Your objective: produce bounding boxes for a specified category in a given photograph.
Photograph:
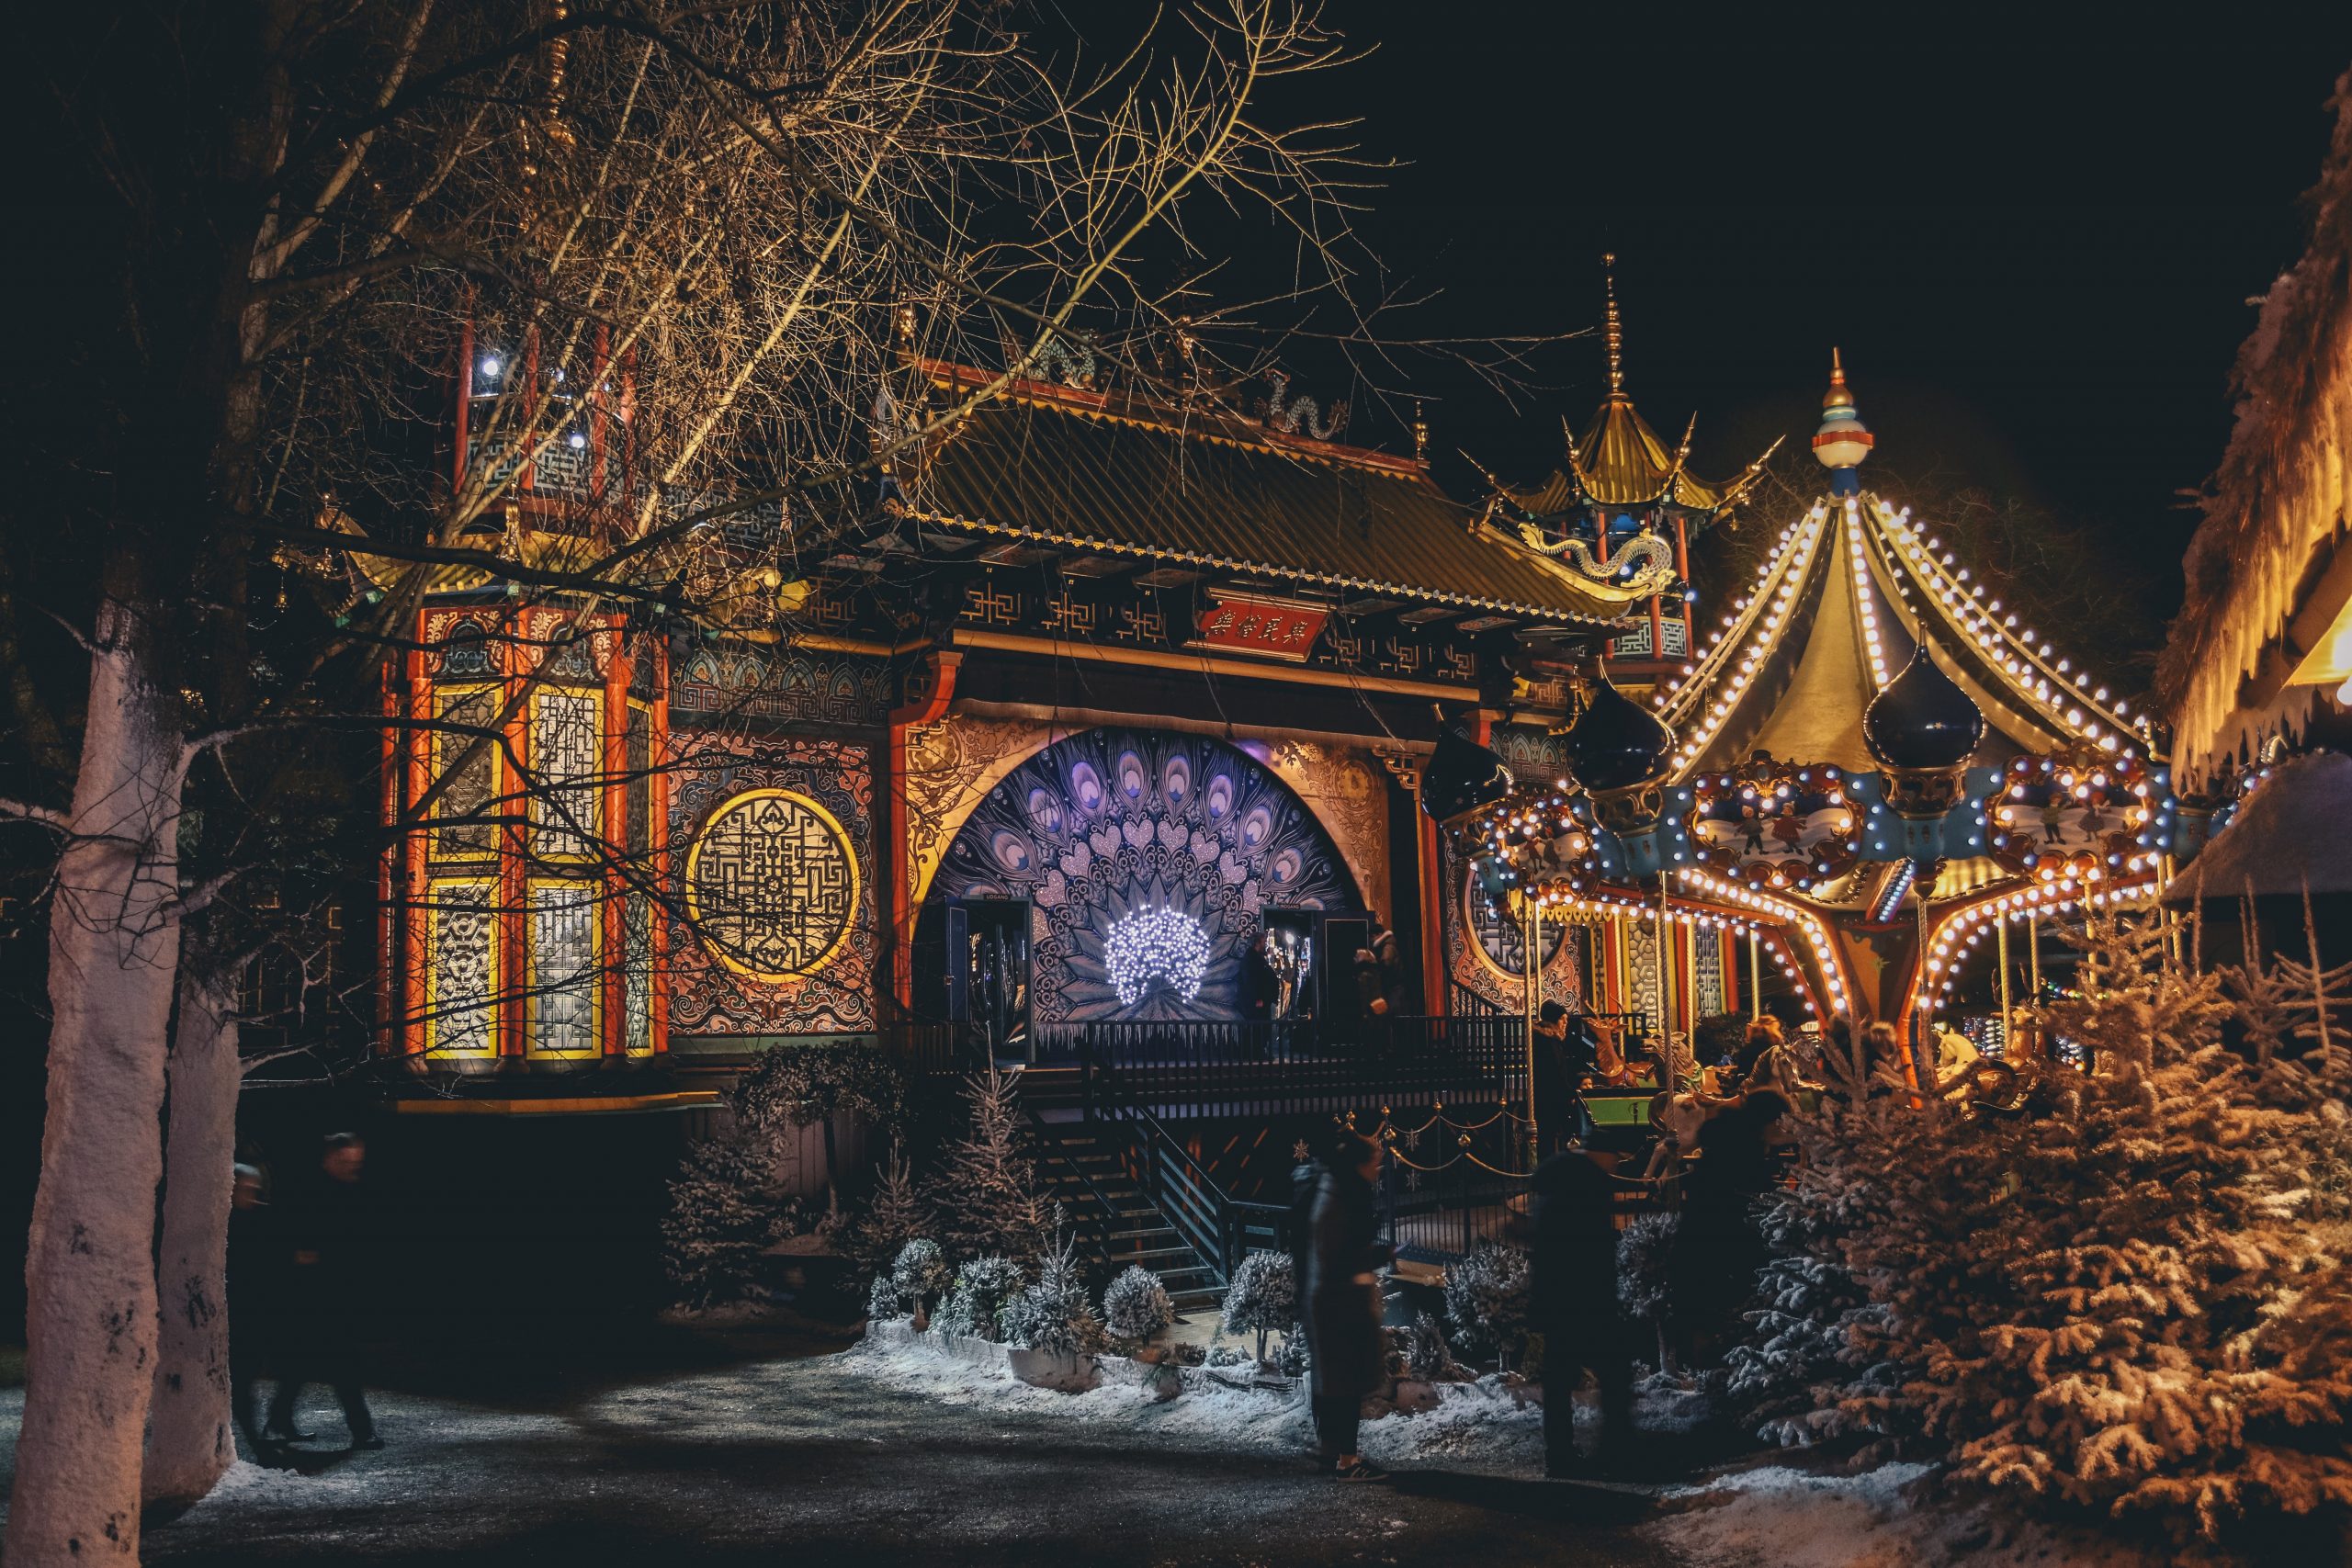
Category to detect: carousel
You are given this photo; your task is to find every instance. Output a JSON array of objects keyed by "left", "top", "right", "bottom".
[{"left": 1436, "top": 355, "right": 2186, "bottom": 1091}]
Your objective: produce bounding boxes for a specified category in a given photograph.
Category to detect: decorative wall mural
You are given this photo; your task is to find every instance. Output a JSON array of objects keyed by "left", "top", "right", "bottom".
[
  {"left": 901, "top": 715, "right": 1057, "bottom": 909},
  {"left": 1257, "top": 739, "right": 1393, "bottom": 926},
  {"left": 670, "top": 647, "right": 891, "bottom": 728},
  {"left": 666, "top": 735, "right": 876, "bottom": 1036},
  {"left": 1442, "top": 843, "right": 1580, "bottom": 1013},
  {"left": 924, "top": 728, "right": 1362, "bottom": 1023},
  {"left": 684, "top": 788, "right": 858, "bottom": 981}
]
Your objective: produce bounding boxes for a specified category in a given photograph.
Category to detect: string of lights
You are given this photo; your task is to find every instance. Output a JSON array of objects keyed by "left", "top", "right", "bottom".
[
  {"left": 1657, "top": 505, "right": 1832, "bottom": 773},
  {"left": 1865, "top": 499, "right": 2146, "bottom": 754},
  {"left": 1913, "top": 873, "right": 2162, "bottom": 1020}
]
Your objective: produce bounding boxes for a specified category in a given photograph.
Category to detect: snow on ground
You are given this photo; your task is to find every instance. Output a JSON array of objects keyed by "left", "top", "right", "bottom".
[{"left": 1653, "top": 1462, "right": 2184, "bottom": 1568}]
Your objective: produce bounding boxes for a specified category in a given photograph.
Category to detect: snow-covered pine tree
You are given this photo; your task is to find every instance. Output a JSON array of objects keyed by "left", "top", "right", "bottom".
[
  {"left": 999, "top": 1227, "right": 1103, "bottom": 1355},
  {"left": 850, "top": 1149, "right": 928, "bottom": 1272},
  {"left": 866, "top": 1274, "right": 904, "bottom": 1322},
  {"left": 933, "top": 1061, "right": 1052, "bottom": 1266},
  {"left": 1405, "top": 1311, "right": 1465, "bottom": 1382},
  {"left": 934, "top": 1255, "right": 1025, "bottom": 1341},
  {"left": 1220, "top": 1249, "right": 1296, "bottom": 1364},
  {"left": 1761, "top": 908, "right": 2352, "bottom": 1540},
  {"left": 1102, "top": 1265, "right": 1173, "bottom": 1347},
  {"left": 662, "top": 1130, "right": 798, "bottom": 1310},
  {"left": 1442, "top": 1243, "right": 1532, "bottom": 1372}
]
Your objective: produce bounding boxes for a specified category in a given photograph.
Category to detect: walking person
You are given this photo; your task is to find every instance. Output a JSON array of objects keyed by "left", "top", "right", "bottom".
[
  {"left": 227, "top": 1162, "right": 284, "bottom": 1463},
  {"left": 1303, "top": 1131, "right": 1394, "bottom": 1480},
  {"left": 1528, "top": 1144, "right": 1639, "bottom": 1478},
  {"left": 267, "top": 1133, "right": 382, "bottom": 1451}
]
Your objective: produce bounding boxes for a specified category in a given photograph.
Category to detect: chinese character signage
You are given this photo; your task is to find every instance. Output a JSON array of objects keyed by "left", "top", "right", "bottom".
[{"left": 1189, "top": 592, "right": 1329, "bottom": 663}]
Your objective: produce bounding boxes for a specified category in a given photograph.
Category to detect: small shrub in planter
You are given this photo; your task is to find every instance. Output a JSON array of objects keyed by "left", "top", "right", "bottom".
[
  {"left": 1102, "top": 1265, "right": 1173, "bottom": 1348},
  {"left": 1405, "top": 1310, "right": 1466, "bottom": 1381},
  {"left": 890, "top": 1238, "right": 951, "bottom": 1321},
  {"left": 1219, "top": 1249, "right": 1295, "bottom": 1365},
  {"left": 935, "top": 1255, "right": 1024, "bottom": 1342},
  {"left": 1443, "top": 1242, "right": 1532, "bottom": 1373}
]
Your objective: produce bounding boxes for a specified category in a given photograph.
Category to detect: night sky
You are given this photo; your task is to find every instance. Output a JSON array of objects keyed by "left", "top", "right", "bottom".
[{"left": 1214, "top": 11, "right": 2352, "bottom": 625}]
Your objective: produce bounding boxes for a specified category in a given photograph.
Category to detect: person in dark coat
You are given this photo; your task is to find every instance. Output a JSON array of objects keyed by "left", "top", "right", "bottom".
[
  {"left": 1529, "top": 1145, "right": 1638, "bottom": 1477},
  {"left": 227, "top": 1162, "right": 283, "bottom": 1463},
  {"left": 266, "top": 1133, "right": 381, "bottom": 1450},
  {"left": 1303, "top": 1131, "right": 1394, "bottom": 1479},
  {"left": 1669, "top": 1090, "right": 1792, "bottom": 1364},
  {"left": 1531, "top": 1001, "right": 1596, "bottom": 1156}
]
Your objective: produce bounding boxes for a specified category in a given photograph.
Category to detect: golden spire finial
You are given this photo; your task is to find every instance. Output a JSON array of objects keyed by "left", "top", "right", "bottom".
[{"left": 1602, "top": 253, "right": 1624, "bottom": 396}]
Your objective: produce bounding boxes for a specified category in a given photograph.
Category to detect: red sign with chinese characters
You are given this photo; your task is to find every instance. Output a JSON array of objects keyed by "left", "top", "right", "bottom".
[{"left": 1189, "top": 593, "right": 1329, "bottom": 662}]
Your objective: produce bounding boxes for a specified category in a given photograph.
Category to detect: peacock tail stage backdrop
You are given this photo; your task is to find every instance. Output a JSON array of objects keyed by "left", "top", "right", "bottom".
[{"left": 924, "top": 728, "right": 1362, "bottom": 1022}]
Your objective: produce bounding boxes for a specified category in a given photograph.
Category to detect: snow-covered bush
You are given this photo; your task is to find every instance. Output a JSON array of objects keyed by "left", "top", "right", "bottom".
[
  {"left": 1615, "top": 1212, "right": 1679, "bottom": 1372},
  {"left": 998, "top": 1283, "right": 1085, "bottom": 1356},
  {"left": 1404, "top": 1311, "right": 1465, "bottom": 1381},
  {"left": 934, "top": 1255, "right": 1024, "bottom": 1342},
  {"left": 1442, "top": 1243, "right": 1532, "bottom": 1372},
  {"left": 1001, "top": 1231, "right": 1102, "bottom": 1354},
  {"left": 1219, "top": 1250, "right": 1295, "bottom": 1363},
  {"left": 1276, "top": 1322, "right": 1308, "bottom": 1378},
  {"left": 1747, "top": 911, "right": 2352, "bottom": 1541},
  {"left": 865, "top": 1273, "right": 904, "bottom": 1322},
  {"left": 661, "top": 1130, "right": 797, "bottom": 1310},
  {"left": 1102, "top": 1265, "right": 1173, "bottom": 1346},
  {"left": 889, "top": 1238, "right": 950, "bottom": 1315}
]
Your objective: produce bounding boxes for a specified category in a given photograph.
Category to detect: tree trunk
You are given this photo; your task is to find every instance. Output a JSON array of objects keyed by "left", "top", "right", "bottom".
[
  {"left": 143, "top": 968, "right": 242, "bottom": 1508},
  {"left": 6, "top": 597, "right": 185, "bottom": 1566}
]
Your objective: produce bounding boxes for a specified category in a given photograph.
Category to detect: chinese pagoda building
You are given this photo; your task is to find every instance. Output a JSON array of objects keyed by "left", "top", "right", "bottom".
[
  {"left": 368, "top": 333, "right": 1680, "bottom": 1098},
  {"left": 1475, "top": 259, "right": 1780, "bottom": 687}
]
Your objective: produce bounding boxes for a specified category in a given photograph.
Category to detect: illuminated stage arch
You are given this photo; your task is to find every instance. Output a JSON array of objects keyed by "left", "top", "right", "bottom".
[{"left": 923, "top": 728, "right": 1363, "bottom": 1022}]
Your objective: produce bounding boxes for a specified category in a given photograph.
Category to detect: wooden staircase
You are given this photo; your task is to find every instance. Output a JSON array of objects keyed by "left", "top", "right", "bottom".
[{"left": 1030, "top": 1116, "right": 1225, "bottom": 1317}]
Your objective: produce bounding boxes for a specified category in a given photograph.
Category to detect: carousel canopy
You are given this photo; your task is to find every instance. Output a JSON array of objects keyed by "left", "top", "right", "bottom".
[{"left": 1650, "top": 357, "right": 2154, "bottom": 782}]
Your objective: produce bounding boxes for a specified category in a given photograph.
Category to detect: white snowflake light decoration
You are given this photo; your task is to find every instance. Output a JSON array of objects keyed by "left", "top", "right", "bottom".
[{"left": 1102, "top": 907, "right": 1211, "bottom": 1008}]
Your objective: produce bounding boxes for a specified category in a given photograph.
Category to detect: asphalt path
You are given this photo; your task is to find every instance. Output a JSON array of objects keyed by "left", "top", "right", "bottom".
[{"left": 1, "top": 1326, "right": 1692, "bottom": 1568}]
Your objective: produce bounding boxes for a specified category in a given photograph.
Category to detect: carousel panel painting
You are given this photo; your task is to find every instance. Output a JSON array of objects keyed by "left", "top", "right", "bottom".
[
  {"left": 1689, "top": 763, "right": 1860, "bottom": 889},
  {"left": 924, "top": 728, "right": 1361, "bottom": 1022}
]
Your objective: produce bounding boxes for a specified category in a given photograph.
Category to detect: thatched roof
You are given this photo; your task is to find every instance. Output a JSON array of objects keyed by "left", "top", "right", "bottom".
[
  {"left": 2164, "top": 750, "right": 2352, "bottom": 904},
  {"left": 2161, "top": 71, "right": 2352, "bottom": 786}
]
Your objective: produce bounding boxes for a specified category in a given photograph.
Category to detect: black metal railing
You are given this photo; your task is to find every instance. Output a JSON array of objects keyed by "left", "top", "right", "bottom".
[
  {"left": 1377, "top": 1157, "right": 1678, "bottom": 1264},
  {"left": 1067, "top": 1014, "right": 1532, "bottom": 1121},
  {"left": 1085, "top": 1050, "right": 1292, "bottom": 1282}
]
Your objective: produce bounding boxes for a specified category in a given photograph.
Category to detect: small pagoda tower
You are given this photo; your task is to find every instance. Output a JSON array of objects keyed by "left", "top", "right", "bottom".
[{"left": 1478, "top": 256, "right": 1781, "bottom": 683}]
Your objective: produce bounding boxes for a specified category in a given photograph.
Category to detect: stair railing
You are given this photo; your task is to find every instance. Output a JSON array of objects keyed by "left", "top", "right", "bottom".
[
  {"left": 1020, "top": 1102, "right": 1123, "bottom": 1273},
  {"left": 1083, "top": 1046, "right": 1250, "bottom": 1281}
]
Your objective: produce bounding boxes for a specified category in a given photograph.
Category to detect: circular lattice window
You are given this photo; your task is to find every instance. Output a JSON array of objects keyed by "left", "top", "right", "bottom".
[{"left": 684, "top": 788, "right": 858, "bottom": 981}]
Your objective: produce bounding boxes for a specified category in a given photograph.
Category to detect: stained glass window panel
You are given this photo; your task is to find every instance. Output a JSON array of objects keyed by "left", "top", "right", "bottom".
[
  {"left": 530, "top": 689, "right": 602, "bottom": 856},
  {"left": 435, "top": 690, "right": 500, "bottom": 859},
  {"left": 427, "top": 883, "right": 496, "bottom": 1056},
  {"left": 530, "top": 884, "right": 599, "bottom": 1055},
  {"left": 1694, "top": 927, "right": 1725, "bottom": 1016},
  {"left": 624, "top": 892, "right": 652, "bottom": 1055}
]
